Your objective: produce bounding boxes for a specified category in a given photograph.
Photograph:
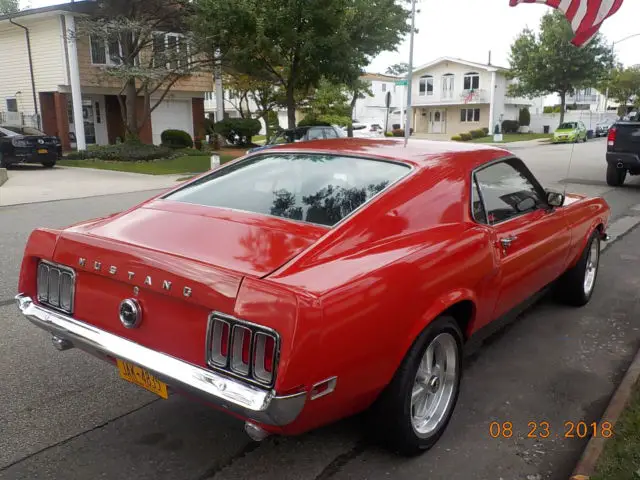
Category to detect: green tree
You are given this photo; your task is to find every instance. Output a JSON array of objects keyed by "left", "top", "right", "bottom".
[
  {"left": 192, "top": 0, "right": 411, "bottom": 129},
  {"left": 601, "top": 65, "right": 640, "bottom": 109},
  {"left": 76, "top": 0, "right": 205, "bottom": 142},
  {"left": 507, "top": 11, "right": 614, "bottom": 124},
  {"left": 386, "top": 62, "right": 409, "bottom": 76},
  {"left": 0, "top": 0, "right": 19, "bottom": 15}
]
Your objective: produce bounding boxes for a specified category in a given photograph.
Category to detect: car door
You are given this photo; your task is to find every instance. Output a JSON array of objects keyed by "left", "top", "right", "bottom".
[{"left": 474, "top": 158, "right": 571, "bottom": 318}]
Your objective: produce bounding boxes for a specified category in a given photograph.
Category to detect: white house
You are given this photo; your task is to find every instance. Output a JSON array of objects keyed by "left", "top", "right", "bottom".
[
  {"left": 0, "top": 1, "right": 211, "bottom": 150},
  {"left": 406, "top": 57, "right": 537, "bottom": 136},
  {"left": 353, "top": 73, "right": 403, "bottom": 126}
]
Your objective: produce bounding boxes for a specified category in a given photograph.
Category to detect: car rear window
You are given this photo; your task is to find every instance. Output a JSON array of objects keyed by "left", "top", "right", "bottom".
[{"left": 165, "top": 153, "right": 411, "bottom": 227}]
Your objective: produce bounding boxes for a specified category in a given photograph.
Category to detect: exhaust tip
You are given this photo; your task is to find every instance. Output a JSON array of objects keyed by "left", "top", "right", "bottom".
[
  {"left": 244, "top": 421, "right": 270, "bottom": 442},
  {"left": 617, "top": 162, "right": 624, "bottom": 168},
  {"left": 51, "top": 335, "right": 73, "bottom": 351}
]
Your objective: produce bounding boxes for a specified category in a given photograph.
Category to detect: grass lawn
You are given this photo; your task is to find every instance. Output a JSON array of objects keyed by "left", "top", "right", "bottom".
[
  {"left": 58, "top": 154, "right": 236, "bottom": 175},
  {"left": 470, "top": 133, "right": 552, "bottom": 144},
  {"left": 592, "top": 382, "right": 640, "bottom": 480}
]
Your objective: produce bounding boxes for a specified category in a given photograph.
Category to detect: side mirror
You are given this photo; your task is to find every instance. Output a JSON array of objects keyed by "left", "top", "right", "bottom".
[
  {"left": 515, "top": 197, "right": 536, "bottom": 212},
  {"left": 546, "top": 190, "right": 565, "bottom": 207}
]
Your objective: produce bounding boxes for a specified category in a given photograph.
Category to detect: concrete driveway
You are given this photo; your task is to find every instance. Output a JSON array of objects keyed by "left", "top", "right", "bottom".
[{"left": 0, "top": 164, "right": 184, "bottom": 207}]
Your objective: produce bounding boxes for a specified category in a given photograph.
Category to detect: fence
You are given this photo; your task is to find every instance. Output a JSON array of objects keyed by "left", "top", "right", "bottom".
[
  {"left": 528, "top": 111, "right": 618, "bottom": 134},
  {"left": 0, "top": 111, "right": 41, "bottom": 129}
]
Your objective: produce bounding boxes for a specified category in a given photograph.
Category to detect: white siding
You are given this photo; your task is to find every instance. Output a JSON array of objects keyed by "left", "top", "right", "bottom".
[
  {"left": 0, "top": 15, "right": 66, "bottom": 117},
  {"left": 410, "top": 61, "right": 493, "bottom": 106}
]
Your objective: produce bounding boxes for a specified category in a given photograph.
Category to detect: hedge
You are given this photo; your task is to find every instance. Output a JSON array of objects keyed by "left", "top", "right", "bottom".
[
  {"left": 459, "top": 132, "right": 472, "bottom": 141},
  {"left": 65, "top": 143, "right": 173, "bottom": 162},
  {"left": 451, "top": 135, "right": 463, "bottom": 141},
  {"left": 161, "top": 129, "right": 193, "bottom": 149}
]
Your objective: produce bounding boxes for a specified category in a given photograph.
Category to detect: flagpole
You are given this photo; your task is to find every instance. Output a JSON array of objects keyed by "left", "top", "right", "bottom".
[{"left": 404, "top": 0, "right": 417, "bottom": 147}]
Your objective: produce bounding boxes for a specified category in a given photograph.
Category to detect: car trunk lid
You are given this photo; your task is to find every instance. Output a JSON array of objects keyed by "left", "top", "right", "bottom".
[{"left": 48, "top": 200, "right": 327, "bottom": 367}]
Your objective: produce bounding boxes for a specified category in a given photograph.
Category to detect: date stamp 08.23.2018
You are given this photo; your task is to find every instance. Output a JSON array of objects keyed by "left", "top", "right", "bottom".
[{"left": 489, "top": 421, "right": 614, "bottom": 439}]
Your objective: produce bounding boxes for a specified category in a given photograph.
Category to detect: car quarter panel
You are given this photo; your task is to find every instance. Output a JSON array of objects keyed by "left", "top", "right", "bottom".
[
  {"left": 260, "top": 163, "right": 501, "bottom": 433},
  {"left": 562, "top": 194, "right": 610, "bottom": 267},
  {"left": 17, "top": 228, "right": 62, "bottom": 296}
]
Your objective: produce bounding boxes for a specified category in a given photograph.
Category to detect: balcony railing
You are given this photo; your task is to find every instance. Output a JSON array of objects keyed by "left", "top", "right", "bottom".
[
  {"left": 0, "top": 111, "right": 41, "bottom": 128},
  {"left": 566, "top": 94, "right": 599, "bottom": 104},
  {"left": 413, "top": 89, "right": 488, "bottom": 105}
]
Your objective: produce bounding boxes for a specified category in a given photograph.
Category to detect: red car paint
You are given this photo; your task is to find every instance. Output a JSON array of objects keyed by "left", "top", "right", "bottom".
[{"left": 17, "top": 138, "right": 610, "bottom": 436}]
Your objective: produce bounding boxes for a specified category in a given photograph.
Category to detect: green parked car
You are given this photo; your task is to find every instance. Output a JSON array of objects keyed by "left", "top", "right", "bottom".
[{"left": 553, "top": 121, "right": 588, "bottom": 143}]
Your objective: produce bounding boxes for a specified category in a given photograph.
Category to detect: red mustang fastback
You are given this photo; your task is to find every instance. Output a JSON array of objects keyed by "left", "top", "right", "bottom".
[{"left": 16, "top": 139, "right": 610, "bottom": 455}]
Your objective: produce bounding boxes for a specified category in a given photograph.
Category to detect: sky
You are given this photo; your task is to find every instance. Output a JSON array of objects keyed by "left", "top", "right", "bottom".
[{"left": 19, "top": 0, "right": 640, "bottom": 74}]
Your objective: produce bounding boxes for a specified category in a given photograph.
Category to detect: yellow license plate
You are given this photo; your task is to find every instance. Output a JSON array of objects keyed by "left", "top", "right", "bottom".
[
  {"left": 116, "top": 359, "right": 169, "bottom": 399},
  {"left": 37, "top": 148, "right": 48, "bottom": 154}
]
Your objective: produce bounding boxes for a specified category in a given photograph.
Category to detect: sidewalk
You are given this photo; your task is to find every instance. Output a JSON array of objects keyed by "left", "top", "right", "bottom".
[{"left": 0, "top": 166, "right": 183, "bottom": 207}]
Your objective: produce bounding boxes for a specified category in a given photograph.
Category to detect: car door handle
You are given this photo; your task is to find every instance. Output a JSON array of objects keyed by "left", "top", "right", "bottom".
[{"left": 500, "top": 235, "right": 518, "bottom": 248}]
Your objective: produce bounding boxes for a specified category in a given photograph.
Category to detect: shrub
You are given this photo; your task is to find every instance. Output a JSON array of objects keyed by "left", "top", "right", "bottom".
[
  {"left": 518, "top": 107, "right": 531, "bottom": 127},
  {"left": 470, "top": 129, "right": 485, "bottom": 138},
  {"left": 451, "top": 135, "right": 463, "bottom": 141},
  {"left": 161, "top": 129, "right": 193, "bottom": 149},
  {"left": 298, "top": 115, "right": 332, "bottom": 127},
  {"left": 501, "top": 119, "right": 520, "bottom": 133},
  {"left": 459, "top": 132, "right": 472, "bottom": 141},
  {"left": 482, "top": 127, "right": 489, "bottom": 135},
  {"left": 204, "top": 117, "right": 215, "bottom": 135},
  {"left": 213, "top": 118, "right": 262, "bottom": 146},
  {"left": 64, "top": 143, "right": 172, "bottom": 161},
  {"left": 392, "top": 128, "right": 404, "bottom": 137},
  {"left": 266, "top": 110, "right": 280, "bottom": 140},
  {"left": 384, "top": 131, "right": 394, "bottom": 137}
]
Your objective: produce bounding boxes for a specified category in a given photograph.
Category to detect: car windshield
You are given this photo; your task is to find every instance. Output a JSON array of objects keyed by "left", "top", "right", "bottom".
[
  {"left": 0, "top": 125, "right": 45, "bottom": 135},
  {"left": 558, "top": 123, "right": 577, "bottom": 129},
  {"left": 165, "top": 153, "right": 411, "bottom": 227}
]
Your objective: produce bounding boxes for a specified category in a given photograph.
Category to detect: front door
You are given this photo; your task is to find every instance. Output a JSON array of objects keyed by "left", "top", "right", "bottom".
[
  {"left": 474, "top": 158, "right": 571, "bottom": 318},
  {"left": 430, "top": 110, "right": 444, "bottom": 133}
]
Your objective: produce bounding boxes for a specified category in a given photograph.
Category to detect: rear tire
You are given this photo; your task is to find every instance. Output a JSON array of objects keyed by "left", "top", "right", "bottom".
[
  {"left": 555, "top": 231, "right": 600, "bottom": 306},
  {"left": 0, "top": 152, "right": 6, "bottom": 169},
  {"left": 42, "top": 161, "right": 55, "bottom": 168},
  {"left": 370, "top": 316, "right": 463, "bottom": 456},
  {"left": 606, "top": 163, "right": 626, "bottom": 186}
]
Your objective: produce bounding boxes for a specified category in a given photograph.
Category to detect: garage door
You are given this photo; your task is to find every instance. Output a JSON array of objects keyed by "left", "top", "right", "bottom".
[{"left": 150, "top": 99, "right": 193, "bottom": 145}]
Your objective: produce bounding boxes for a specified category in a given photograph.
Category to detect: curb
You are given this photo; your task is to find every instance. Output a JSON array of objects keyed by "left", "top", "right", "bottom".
[
  {"left": 569, "top": 346, "right": 640, "bottom": 480},
  {"left": 0, "top": 168, "right": 8, "bottom": 187}
]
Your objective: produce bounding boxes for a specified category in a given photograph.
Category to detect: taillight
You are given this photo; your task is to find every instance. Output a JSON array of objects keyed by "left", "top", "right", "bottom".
[
  {"left": 253, "top": 333, "right": 276, "bottom": 384},
  {"left": 607, "top": 126, "right": 617, "bottom": 146},
  {"left": 207, "top": 314, "right": 279, "bottom": 387}
]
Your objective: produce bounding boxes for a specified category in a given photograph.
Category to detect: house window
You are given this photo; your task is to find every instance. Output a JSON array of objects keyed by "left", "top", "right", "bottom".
[
  {"left": 463, "top": 72, "right": 480, "bottom": 90},
  {"left": 90, "top": 35, "right": 122, "bottom": 65},
  {"left": 153, "top": 33, "right": 191, "bottom": 70},
  {"left": 461, "top": 108, "right": 480, "bottom": 122},
  {"left": 6, "top": 98, "right": 18, "bottom": 112},
  {"left": 419, "top": 75, "right": 433, "bottom": 96},
  {"left": 442, "top": 74, "right": 454, "bottom": 99},
  {"left": 382, "top": 83, "right": 387, "bottom": 92}
]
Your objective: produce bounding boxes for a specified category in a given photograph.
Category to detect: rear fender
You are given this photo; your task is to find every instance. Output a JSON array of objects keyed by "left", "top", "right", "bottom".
[
  {"left": 397, "top": 288, "right": 477, "bottom": 366},
  {"left": 17, "top": 228, "right": 61, "bottom": 296}
]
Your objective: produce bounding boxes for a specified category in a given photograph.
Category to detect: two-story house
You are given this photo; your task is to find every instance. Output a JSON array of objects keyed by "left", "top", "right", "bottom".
[
  {"left": 0, "top": 1, "right": 211, "bottom": 150},
  {"left": 353, "top": 73, "right": 403, "bottom": 126},
  {"left": 407, "top": 57, "right": 535, "bottom": 136}
]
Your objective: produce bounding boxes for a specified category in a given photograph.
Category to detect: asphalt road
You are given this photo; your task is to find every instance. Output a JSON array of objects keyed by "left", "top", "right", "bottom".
[{"left": 1, "top": 138, "right": 640, "bottom": 480}]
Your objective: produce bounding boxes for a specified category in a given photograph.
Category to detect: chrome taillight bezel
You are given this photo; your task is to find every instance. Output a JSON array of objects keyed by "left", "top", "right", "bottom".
[
  {"left": 36, "top": 260, "right": 76, "bottom": 315},
  {"left": 205, "top": 312, "right": 280, "bottom": 388}
]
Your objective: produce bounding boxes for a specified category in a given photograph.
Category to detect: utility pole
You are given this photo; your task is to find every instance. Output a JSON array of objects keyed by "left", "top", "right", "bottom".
[
  {"left": 214, "top": 48, "right": 224, "bottom": 123},
  {"left": 403, "top": 0, "right": 417, "bottom": 147}
]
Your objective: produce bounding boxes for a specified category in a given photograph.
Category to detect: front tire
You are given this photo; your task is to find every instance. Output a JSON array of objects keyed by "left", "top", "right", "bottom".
[
  {"left": 371, "top": 316, "right": 463, "bottom": 456},
  {"left": 606, "top": 163, "right": 626, "bottom": 186},
  {"left": 556, "top": 231, "right": 600, "bottom": 306},
  {"left": 0, "top": 152, "right": 6, "bottom": 169},
  {"left": 42, "top": 161, "right": 55, "bottom": 168}
]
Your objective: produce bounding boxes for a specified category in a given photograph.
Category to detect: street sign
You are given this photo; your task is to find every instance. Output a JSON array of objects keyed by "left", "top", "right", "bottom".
[{"left": 395, "top": 80, "right": 407, "bottom": 86}]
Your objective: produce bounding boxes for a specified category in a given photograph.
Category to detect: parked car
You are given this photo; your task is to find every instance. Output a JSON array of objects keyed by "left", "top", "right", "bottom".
[
  {"left": 16, "top": 138, "right": 610, "bottom": 455},
  {"left": 0, "top": 125, "right": 61, "bottom": 168},
  {"left": 605, "top": 112, "right": 640, "bottom": 186},
  {"left": 349, "top": 122, "right": 385, "bottom": 138},
  {"left": 594, "top": 120, "right": 615, "bottom": 137},
  {"left": 552, "top": 121, "right": 588, "bottom": 143},
  {"left": 246, "top": 125, "right": 346, "bottom": 154}
]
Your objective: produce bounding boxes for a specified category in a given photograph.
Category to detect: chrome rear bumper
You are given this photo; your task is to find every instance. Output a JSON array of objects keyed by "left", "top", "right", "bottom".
[{"left": 14, "top": 294, "right": 305, "bottom": 426}]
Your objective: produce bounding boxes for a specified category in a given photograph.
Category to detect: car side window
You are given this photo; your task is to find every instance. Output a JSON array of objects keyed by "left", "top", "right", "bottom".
[
  {"left": 322, "top": 127, "right": 339, "bottom": 139},
  {"left": 471, "top": 176, "right": 488, "bottom": 224},
  {"left": 475, "top": 160, "right": 544, "bottom": 225},
  {"left": 307, "top": 128, "right": 324, "bottom": 140}
]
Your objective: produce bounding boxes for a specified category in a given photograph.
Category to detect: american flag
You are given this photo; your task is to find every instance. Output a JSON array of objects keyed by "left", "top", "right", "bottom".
[{"left": 509, "top": 0, "right": 624, "bottom": 47}]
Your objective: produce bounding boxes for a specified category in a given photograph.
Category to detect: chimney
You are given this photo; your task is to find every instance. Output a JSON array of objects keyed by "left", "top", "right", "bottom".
[{"left": 488, "top": 50, "right": 492, "bottom": 66}]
